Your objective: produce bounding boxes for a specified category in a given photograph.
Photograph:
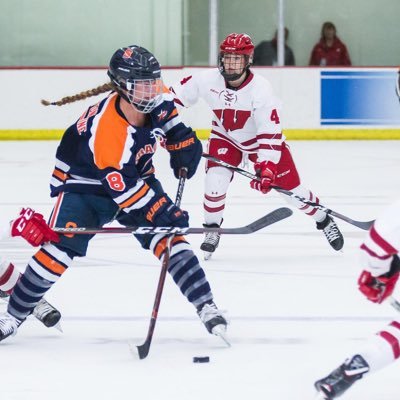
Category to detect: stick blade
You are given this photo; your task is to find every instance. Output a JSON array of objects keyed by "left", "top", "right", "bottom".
[
  {"left": 244, "top": 207, "right": 293, "bottom": 233},
  {"left": 136, "top": 342, "right": 151, "bottom": 360}
]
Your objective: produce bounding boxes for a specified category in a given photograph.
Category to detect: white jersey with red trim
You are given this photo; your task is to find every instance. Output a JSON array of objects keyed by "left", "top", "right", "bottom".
[
  {"left": 360, "top": 199, "right": 400, "bottom": 276},
  {"left": 171, "top": 68, "right": 285, "bottom": 164}
]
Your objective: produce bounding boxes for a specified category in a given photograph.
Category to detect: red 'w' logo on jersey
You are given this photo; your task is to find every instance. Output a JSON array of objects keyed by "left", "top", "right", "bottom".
[{"left": 214, "top": 109, "right": 251, "bottom": 132}]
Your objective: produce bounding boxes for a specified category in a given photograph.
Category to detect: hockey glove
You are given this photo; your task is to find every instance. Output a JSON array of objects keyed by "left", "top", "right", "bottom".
[
  {"left": 11, "top": 208, "right": 60, "bottom": 247},
  {"left": 166, "top": 130, "right": 202, "bottom": 179},
  {"left": 145, "top": 194, "right": 189, "bottom": 228},
  {"left": 358, "top": 255, "right": 400, "bottom": 303},
  {"left": 250, "top": 161, "right": 277, "bottom": 194}
]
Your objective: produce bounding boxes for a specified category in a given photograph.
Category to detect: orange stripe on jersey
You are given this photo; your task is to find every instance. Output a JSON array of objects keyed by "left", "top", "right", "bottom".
[
  {"left": 52, "top": 168, "right": 67, "bottom": 181},
  {"left": 93, "top": 94, "right": 131, "bottom": 170},
  {"left": 167, "top": 108, "right": 178, "bottom": 120},
  {"left": 119, "top": 183, "right": 151, "bottom": 209},
  {"left": 34, "top": 249, "right": 67, "bottom": 275}
]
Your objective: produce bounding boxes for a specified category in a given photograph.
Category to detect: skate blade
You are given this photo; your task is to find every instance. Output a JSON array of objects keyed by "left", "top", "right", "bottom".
[
  {"left": 203, "top": 251, "right": 213, "bottom": 261},
  {"left": 53, "top": 321, "right": 63, "bottom": 332},
  {"left": 314, "top": 391, "right": 328, "bottom": 400},
  {"left": 211, "top": 325, "right": 231, "bottom": 347}
]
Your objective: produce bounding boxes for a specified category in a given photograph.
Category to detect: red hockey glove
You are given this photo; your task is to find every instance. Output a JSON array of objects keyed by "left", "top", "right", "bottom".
[
  {"left": 10, "top": 208, "right": 60, "bottom": 247},
  {"left": 250, "top": 161, "right": 277, "bottom": 194},
  {"left": 358, "top": 270, "right": 399, "bottom": 304}
]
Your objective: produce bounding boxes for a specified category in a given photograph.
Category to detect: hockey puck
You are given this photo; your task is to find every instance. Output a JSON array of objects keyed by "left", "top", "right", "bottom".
[{"left": 193, "top": 356, "right": 210, "bottom": 363}]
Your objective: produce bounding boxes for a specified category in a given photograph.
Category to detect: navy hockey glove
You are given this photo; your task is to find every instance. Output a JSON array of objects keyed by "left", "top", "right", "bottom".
[
  {"left": 145, "top": 194, "right": 189, "bottom": 228},
  {"left": 166, "top": 130, "right": 202, "bottom": 179}
]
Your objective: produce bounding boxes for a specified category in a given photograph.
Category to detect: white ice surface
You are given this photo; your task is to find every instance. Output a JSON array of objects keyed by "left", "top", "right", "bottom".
[{"left": 0, "top": 140, "right": 399, "bottom": 400}]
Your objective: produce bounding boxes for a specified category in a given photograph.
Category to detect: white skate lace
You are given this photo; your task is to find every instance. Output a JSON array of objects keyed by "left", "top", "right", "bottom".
[
  {"left": 32, "top": 298, "right": 55, "bottom": 320},
  {"left": 198, "top": 303, "right": 226, "bottom": 325},
  {"left": 204, "top": 232, "right": 220, "bottom": 247},
  {"left": 0, "top": 312, "right": 19, "bottom": 336},
  {"left": 323, "top": 221, "right": 340, "bottom": 242}
]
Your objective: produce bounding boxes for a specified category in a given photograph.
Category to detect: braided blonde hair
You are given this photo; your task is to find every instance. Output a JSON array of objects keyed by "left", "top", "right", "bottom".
[{"left": 41, "top": 82, "right": 115, "bottom": 106}]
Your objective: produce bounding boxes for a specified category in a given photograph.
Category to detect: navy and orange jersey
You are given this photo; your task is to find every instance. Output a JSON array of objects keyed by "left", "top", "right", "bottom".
[{"left": 50, "top": 91, "right": 192, "bottom": 214}]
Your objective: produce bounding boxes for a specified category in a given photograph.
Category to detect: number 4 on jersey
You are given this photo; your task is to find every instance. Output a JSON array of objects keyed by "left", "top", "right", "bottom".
[{"left": 270, "top": 108, "right": 280, "bottom": 124}]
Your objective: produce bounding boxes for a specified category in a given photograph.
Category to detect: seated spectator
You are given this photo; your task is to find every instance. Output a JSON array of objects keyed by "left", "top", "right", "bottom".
[
  {"left": 253, "top": 28, "right": 295, "bottom": 66},
  {"left": 309, "top": 21, "right": 351, "bottom": 66}
]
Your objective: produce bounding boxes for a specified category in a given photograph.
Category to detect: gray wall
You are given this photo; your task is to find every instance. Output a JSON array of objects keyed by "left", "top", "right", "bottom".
[{"left": 1, "top": 0, "right": 399, "bottom": 67}]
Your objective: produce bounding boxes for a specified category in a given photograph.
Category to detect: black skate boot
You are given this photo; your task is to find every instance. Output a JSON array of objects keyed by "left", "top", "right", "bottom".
[
  {"left": 0, "top": 312, "right": 21, "bottom": 341},
  {"left": 0, "top": 290, "right": 61, "bottom": 329},
  {"left": 197, "top": 301, "right": 230, "bottom": 346},
  {"left": 316, "top": 215, "right": 344, "bottom": 251},
  {"left": 32, "top": 298, "right": 62, "bottom": 328},
  {"left": 200, "top": 223, "right": 221, "bottom": 260},
  {"left": 314, "top": 354, "right": 370, "bottom": 399}
]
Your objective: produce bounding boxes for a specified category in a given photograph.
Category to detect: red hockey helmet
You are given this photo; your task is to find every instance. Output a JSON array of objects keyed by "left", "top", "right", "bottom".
[
  {"left": 219, "top": 33, "right": 254, "bottom": 81},
  {"left": 219, "top": 33, "right": 254, "bottom": 56}
]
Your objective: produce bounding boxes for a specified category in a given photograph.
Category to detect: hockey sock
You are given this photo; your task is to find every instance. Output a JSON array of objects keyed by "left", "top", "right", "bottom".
[{"left": 7, "top": 243, "right": 73, "bottom": 321}]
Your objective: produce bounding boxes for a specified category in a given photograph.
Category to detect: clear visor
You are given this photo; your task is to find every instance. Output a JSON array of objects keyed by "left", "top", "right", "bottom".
[{"left": 125, "top": 78, "right": 164, "bottom": 113}]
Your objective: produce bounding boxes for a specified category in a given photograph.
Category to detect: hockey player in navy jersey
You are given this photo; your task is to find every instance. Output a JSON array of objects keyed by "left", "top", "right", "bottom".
[
  {"left": 0, "top": 208, "right": 61, "bottom": 328},
  {"left": 170, "top": 33, "right": 344, "bottom": 259},
  {"left": 0, "top": 45, "right": 227, "bottom": 343}
]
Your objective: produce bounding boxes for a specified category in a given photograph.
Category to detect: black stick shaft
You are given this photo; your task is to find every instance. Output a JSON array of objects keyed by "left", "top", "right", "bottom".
[
  {"left": 202, "top": 153, "right": 374, "bottom": 230},
  {"left": 137, "top": 168, "right": 187, "bottom": 359}
]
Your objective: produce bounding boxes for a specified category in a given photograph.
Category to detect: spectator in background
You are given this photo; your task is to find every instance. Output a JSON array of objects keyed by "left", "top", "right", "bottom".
[
  {"left": 309, "top": 21, "right": 351, "bottom": 66},
  {"left": 253, "top": 28, "right": 295, "bottom": 66}
]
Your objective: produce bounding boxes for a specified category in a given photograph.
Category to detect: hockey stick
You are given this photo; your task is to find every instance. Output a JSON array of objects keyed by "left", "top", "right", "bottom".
[
  {"left": 390, "top": 296, "right": 400, "bottom": 312},
  {"left": 136, "top": 168, "right": 187, "bottom": 360},
  {"left": 52, "top": 207, "right": 293, "bottom": 236},
  {"left": 202, "top": 153, "right": 374, "bottom": 231}
]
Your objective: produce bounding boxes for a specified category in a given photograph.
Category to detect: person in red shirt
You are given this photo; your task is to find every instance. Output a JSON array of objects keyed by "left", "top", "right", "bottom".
[{"left": 309, "top": 21, "right": 351, "bottom": 66}]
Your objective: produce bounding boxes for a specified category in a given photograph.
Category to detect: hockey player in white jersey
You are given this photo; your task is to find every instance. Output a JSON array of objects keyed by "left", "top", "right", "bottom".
[
  {"left": 170, "top": 32, "right": 344, "bottom": 259},
  {"left": 314, "top": 71, "right": 400, "bottom": 399},
  {"left": 0, "top": 208, "right": 61, "bottom": 328},
  {"left": 314, "top": 199, "right": 400, "bottom": 399}
]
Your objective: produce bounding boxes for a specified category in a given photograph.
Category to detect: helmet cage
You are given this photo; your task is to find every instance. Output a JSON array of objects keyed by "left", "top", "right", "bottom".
[
  {"left": 124, "top": 78, "right": 163, "bottom": 113},
  {"left": 219, "top": 53, "right": 251, "bottom": 81},
  {"left": 218, "top": 33, "right": 254, "bottom": 81}
]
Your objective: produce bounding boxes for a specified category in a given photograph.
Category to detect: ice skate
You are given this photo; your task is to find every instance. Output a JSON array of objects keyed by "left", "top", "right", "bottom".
[
  {"left": 32, "top": 298, "right": 62, "bottom": 331},
  {"left": 197, "top": 301, "right": 230, "bottom": 346},
  {"left": 0, "top": 290, "right": 62, "bottom": 331},
  {"left": 314, "top": 355, "right": 369, "bottom": 399},
  {"left": 0, "top": 312, "right": 21, "bottom": 342},
  {"left": 316, "top": 215, "right": 344, "bottom": 251},
  {"left": 200, "top": 223, "right": 221, "bottom": 260}
]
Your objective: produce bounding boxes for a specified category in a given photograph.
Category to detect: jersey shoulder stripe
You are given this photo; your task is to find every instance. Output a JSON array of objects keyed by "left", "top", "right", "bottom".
[{"left": 91, "top": 94, "right": 132, "bottom": 170}]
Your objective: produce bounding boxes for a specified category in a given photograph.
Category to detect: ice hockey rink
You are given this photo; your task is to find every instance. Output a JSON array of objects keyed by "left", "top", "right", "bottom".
[{"left": 0, "top": 139, "right": 399, "bottom": 400}]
